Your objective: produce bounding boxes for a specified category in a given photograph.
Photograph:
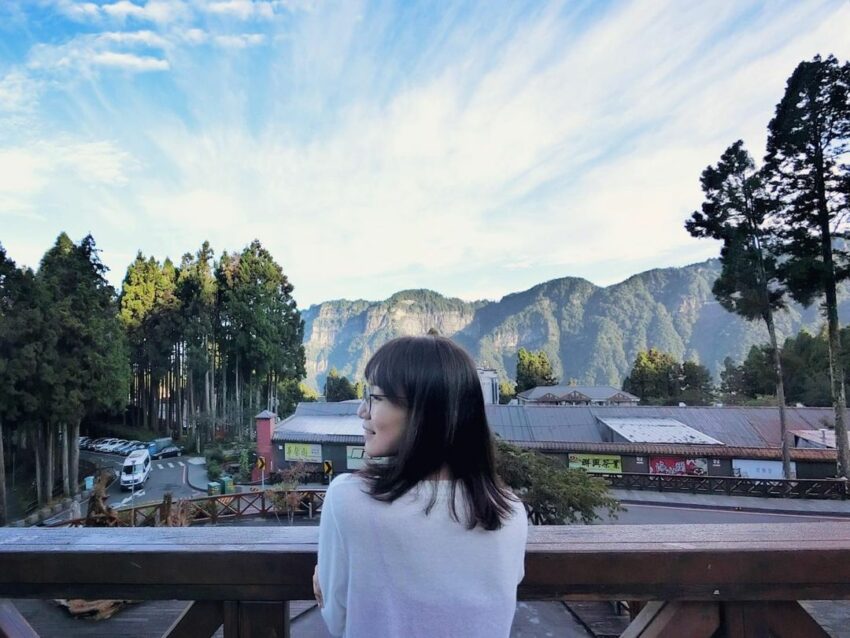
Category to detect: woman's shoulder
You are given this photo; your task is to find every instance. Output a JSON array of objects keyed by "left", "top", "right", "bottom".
[{"left": 326, "top": 472, "right": 369, "bottom": 501}]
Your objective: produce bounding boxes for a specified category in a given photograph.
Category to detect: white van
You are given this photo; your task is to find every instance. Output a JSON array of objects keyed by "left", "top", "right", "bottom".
[{"left": 121, "top": 449, "right": 151, "bottom": 490}]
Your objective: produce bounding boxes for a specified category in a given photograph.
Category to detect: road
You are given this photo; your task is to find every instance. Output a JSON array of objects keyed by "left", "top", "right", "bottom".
[
  {"left": 80, "top": 450, "right": 206, "bottom": 509},
  {"left": 600, "top": 501, "right": 849, "bottom": 524}
]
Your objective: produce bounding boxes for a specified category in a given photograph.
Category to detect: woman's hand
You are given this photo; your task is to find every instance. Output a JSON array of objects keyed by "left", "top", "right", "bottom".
[{"left": 313, "top": 565, "right": 324, "bottom": 608}]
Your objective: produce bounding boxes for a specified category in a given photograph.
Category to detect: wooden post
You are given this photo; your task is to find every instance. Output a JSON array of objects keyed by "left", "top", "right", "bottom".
[{"left": 223, "top": 601, "right": 290, "bottom": 638}]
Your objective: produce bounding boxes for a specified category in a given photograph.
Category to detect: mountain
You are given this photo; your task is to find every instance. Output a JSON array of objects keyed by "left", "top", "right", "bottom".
[{"left": 301, "top": 260, "right": 850, "bottom": 390}]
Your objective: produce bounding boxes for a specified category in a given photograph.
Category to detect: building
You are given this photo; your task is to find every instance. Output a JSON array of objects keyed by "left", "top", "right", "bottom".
[
  {"left": 477, "top": 368, "right": 500, "bottom": 404},
  {"left": 517, "top": 385, "right": 640, "bottom": 406},
  {"left": 258, "top": 403, "right": 842, "bottom": 481}
]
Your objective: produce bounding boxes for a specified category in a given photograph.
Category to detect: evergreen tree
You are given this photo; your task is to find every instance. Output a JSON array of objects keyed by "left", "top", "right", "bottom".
[
  {"left": 515, "top": 348, "right": 558, "bottom": 393},
  {"left": 622, "top": 349, "right": 682, "bottom": 405},
  {"left": 498, "top": 380, "right": 516, "bottom": 404},
  {"left": 765, "top": 54, "right": 850, "bottom": 477},
  {"left": 686, "top": 140, "right": 792, "bottom": 476},
  {"left": 38, "top": 234, "right": 129, "bottom": 497},
  {"left": 324, "top": 368, "right": 357, "bottom": 402},
  {"left": 0, "top": 247, "right": 46, "bottom": 520},
  {"left": 680, "top": 361, "right": 715, "bottom": 406}
]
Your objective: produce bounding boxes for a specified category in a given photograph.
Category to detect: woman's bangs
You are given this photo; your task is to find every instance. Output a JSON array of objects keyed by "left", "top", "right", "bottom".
[{"left": 364, "top": 341, "right": 410, "bottom": 400}]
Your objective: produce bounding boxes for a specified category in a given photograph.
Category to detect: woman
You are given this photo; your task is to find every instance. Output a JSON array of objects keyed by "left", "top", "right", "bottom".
[{"left": 313, "top": 335, "right": 528, "bottom": 638}]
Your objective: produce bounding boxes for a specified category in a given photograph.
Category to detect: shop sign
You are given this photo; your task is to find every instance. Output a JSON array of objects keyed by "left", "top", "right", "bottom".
[
  {"left": 568, "top": 453, "right": 622, "bottom": 473},
  {"left": 284, "top": 443, "right": 322, "bottom": 463},
  {"left": 649, "top": 456, "right": 708, "bottom": 476}
]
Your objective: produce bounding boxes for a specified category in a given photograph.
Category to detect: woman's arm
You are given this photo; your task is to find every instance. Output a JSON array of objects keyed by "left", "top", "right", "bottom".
[{"left": 318, "top": 481, "right": 349, "bottom": 637}]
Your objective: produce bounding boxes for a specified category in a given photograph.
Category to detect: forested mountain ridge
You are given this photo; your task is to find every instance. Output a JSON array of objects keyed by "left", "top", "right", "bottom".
[{"left": 302, "top": 260, "right": 850, "bottom": 390}]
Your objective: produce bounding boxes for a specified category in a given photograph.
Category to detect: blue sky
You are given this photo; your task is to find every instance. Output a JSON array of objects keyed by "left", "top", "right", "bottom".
[{"left": 1, "top": 1, "right": 849, "bottom": 307}]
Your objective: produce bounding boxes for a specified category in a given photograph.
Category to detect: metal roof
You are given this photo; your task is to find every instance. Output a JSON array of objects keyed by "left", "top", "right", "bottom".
[
  {"left": 598, "top": 417, "right": 724, "bottom": 445},
  {"left": 276, "top": 430, "right": 364, "bottom": 445},
  {"left": 792, "top": 429, "right": 839, "bottom": 448},
  {"left": 518, "top": 385, "right": 640, "bottom": 402},
  {"left": 273, "top": 413, "right": 363, "bottom": 442},
  {"left": 293, "top": 402, "right": 360, "bottom": 417},
  {"left": 273, "top": 402, "right": 845, "bottom": 458}
]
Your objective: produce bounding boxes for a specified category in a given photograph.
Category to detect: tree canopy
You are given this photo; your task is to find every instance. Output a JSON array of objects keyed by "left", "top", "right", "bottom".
[
  {"left": 495, "top": 440, "right": 620, "bottom": 525},
  {"left": 515, "top": 348, "right": 558, "bottom": 394}
]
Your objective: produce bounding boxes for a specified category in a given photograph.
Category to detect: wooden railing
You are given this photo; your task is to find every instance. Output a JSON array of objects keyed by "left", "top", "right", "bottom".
[
  {"left": 603, "top": 472, "right": 849, "bottom": 500},
  {"left": 48, "top": 489, "right": 327, "bottom": 528},
  {"left": 1, "top": 523, "right": 848, "bottom": 636}
]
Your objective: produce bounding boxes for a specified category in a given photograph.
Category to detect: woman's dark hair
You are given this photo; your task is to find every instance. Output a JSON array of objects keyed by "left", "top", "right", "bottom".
[{"left": 359, "top": 334, "right": 517, "bottom": 530}]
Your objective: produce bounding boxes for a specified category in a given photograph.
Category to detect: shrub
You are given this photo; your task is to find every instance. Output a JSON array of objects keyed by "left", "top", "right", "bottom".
[
  {"left": 495, "top": 441, "right": 621, "bottom": 525},
  {"left": 207, "top": 460, "right": 222, "bottom": 481}
]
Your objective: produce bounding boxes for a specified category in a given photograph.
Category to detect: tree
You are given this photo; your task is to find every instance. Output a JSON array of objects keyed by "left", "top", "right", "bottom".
[
  {"left": 686, "top": 140, "right": 792, "bottom": 476},
  {"left": 765, "top": 55, "right": 850, "bottom": 477},
  {"left": 515, "top": 348, "right": 558, "bottom": 394},
  {"left": 324, "top": 368, "right": 357, "bottom": 402},
  {"left": 38, "top": 234, "right": 129, "bottom": 498},
  {"left": 622, "top": 349, "right": 681, "bottom": 405},
  {"left": 498, "top": 380, "right": 516, "bottom": 404},
  {"left": 277, "top": 379, "right": 319, "bottom": 417},
  {"left": 680, "top": 361, "right": 716, "bottom": 406},
  {"left": 495, "top": 440, "right": 620, "bottom": 524},
  {"left": 0, "top": 247, "right": 45, "bottom": 521}
]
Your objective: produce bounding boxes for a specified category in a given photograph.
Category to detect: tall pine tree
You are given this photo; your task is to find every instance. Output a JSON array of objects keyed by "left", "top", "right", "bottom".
[
  {"left": 765, "top": 54, "right": 850, "bottom": 477},
  {"left": 686, "top": 140, "right": 793, "bottom": 477}
]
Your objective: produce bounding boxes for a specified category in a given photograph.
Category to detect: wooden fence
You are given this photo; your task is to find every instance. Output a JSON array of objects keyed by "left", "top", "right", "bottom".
[
  {"left": 2, "top": 523, "right": 848, "bottom": 636},
  {"left": 49, "top": 489, "right": 327, "bottom": 528},
  {"left": 603, "top": 472, "right": 849, "bottom": 499}
]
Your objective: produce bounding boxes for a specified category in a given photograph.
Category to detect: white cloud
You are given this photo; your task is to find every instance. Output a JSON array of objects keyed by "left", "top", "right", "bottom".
[
  {"left": 213, "top": 33, "right": 266, "bottom": 48},
  {"left": 202, "top": 0, "right": 275, "bottom": 20},
  {"left": 8, "top": 0, "right": 850, "bottom": 305},
  {"left": 90, "top": 51, "right": 170, "bottom": 70},
  {"left": 0, "top": 71, "right": 41, "bottom": 113},
  {"left": 97, "top": 30, "right": 169, "bottom": 48},
  {"left": 48, "top": 0, "right": 191, "bottom": 24},
  {"left": 28, "top": 32, "right": 170, "bottom": 75},
  {"left": 0, "top": 139, "right": 136, "bottom": 221}
]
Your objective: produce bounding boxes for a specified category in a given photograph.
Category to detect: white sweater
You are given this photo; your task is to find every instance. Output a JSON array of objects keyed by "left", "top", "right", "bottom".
[{"left": 318, "top": 472, "right": 528, "bottom": 638}]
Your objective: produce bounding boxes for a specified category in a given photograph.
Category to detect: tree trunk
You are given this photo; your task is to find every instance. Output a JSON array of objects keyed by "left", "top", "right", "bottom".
[
  {"left": 34, "top": 429, "right": 43, "bottom": 507},
  {"left": 45, "top": 422, "right": 55, "bottom": 504},
  {"left": 815, "top": 138, "right": 850, "bottom": 478},
  {"left": 70, "top": 419, "right": 81, "bottom": 497},
  {"left": 0, "top": 417, "right": 7, "bottom": 526},
  {"left": 765, "top": 312, "right": 793, "bottom": 478},
  {"left": 61, "top": 422, "right": 70, "bottom": 497}
]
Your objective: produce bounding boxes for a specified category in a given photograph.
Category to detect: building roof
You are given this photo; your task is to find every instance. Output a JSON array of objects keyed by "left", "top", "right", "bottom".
[
  {"left": 792, "top": 429, "right": 840, "bottom": 448},
  {"left": 598, "top": 417, "right": 724, "bottom": 445},
  {"left": 272, "top": 402, "right": 362, "bottom": 442},
  {"left": 255, "top": 409, "right": 278, "bottom": 419},
  {"left": 518, "top": 385, "right": 640, "bottom": 402},
  {"left": 272, "top": 402, "right": 845, "bottom": 461}
]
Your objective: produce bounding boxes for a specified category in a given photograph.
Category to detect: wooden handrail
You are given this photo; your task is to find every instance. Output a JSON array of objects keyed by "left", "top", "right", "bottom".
[
  {"left": 2, "top": 523, "right": 850, "bottom": 600},
  {"left": 1, "top": 523, "right": 848, "bottom": 636}
]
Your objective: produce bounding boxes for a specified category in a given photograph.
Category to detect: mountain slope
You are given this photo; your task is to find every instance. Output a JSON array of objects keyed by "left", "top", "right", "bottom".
[{"left": 301, "top": 260, "right": 850, "bottom": 390}]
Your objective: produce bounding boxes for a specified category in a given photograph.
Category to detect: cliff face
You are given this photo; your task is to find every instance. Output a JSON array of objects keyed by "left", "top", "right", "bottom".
[{"left": 302, "top": 260, "right": 850, "bottom": 390}]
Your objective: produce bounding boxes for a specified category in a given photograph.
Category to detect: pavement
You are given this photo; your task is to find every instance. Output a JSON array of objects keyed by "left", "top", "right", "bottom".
[{"left": 609, "top": 488, "right": 850, "bottom": 516}]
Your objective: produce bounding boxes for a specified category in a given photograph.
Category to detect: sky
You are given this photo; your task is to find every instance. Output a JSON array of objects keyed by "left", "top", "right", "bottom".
[{"left": 1, "top": 1, "right": 849, "bottom": 308}]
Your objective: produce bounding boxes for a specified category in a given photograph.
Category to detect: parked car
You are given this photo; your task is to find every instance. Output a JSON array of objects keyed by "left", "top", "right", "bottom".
[
  {"left": 93, "top": 438, "right": 118, "bottom": 452},
  {"left": 114, "top": 440, "right": 140, "bottom": 455},
  {"left": 89, "top": 438, "right": 110, "bottom": 451},
  {"left": 78, "top": 436, "right": 90, "bottom": 449},
  {"left": 100, "top": 439, "right": 127, "bottom": 454},
  {"left": 152, "top": 445, "right": 185, "bottom": 460}
]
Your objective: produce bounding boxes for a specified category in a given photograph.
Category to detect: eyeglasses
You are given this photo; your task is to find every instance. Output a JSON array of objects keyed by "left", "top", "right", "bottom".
[{"left": 361, "top": 388, "right": 402, "bottom": 415}]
